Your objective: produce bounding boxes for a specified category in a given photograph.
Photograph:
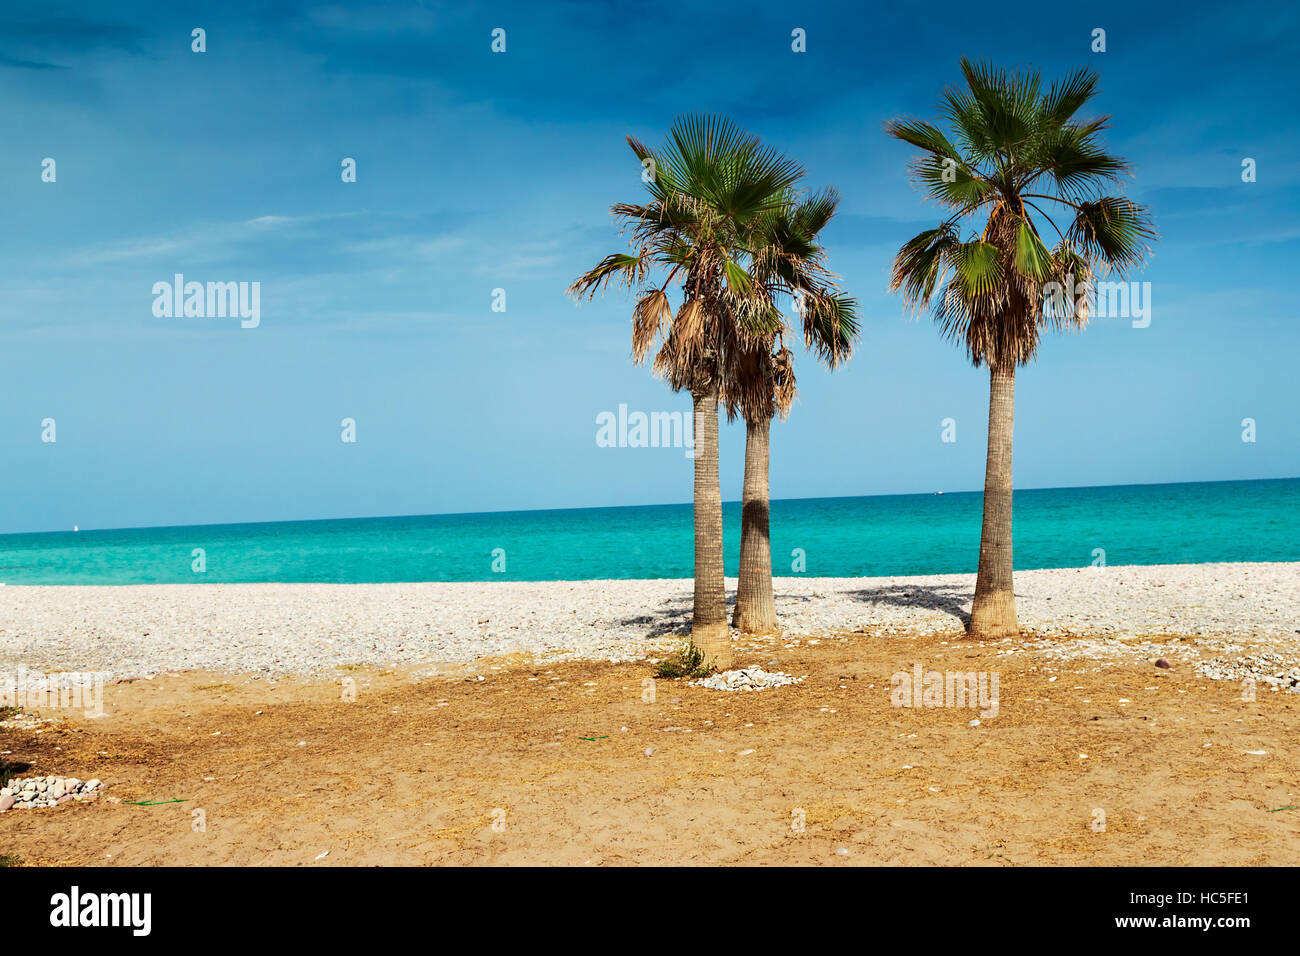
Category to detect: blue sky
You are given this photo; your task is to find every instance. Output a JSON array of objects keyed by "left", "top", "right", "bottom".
[{"left": 1, "top": 0, "right": 1297, "bottom": 533}]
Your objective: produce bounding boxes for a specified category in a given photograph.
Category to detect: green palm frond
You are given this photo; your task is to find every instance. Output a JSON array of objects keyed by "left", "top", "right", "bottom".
[
  {"left": 662, "top": 115, "right": 804, "bottom": 226},
  {"left": 1068, "top": 196, "right": 1156, "bottom": 274},
  {"left": 890, "top": 223, "right": 962, "bottom": 309},
  {"left": 953, "top": 240, "right": 1003, "bottom": 298},
  {"left": 1040, "top": 66, "right": 1101, "bottom": 127},
  {"left": 959, "top": 57, "right": 1041, "bottom": 157},
  {"left": 802, "top": 292, "right": 859, "bottom": 366},
  {"left": 732, "top": 301, "right": 784, "bottom": 340},
  {"left": 913, "top": 154, "right": 995, "bottom": 209},
  {"left": 722, "top": 258, "right": 755, "bottom": 296},
  {"left": 941, "top": 87, "right": 996, "bottom": 163},
  {"left": 790, "top": 188, "right": 840, "bottom": 241},
  {"left": 884, "top": 119, "right": 963, "bottom": 161},
  {"left": 1013, "top": 219, "right": 1053, "bottom": 282},
  {"left": 1031, "top": 122, "right": 1128, "bottom": 198},
  {"left": 567, "top": 253, "right": 646, "bottom": 299}
]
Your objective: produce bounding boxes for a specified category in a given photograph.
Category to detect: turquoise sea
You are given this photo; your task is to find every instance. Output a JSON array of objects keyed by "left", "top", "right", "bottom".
[{"left": 2, "top": 478, "right": 1297, "bottom": 585}]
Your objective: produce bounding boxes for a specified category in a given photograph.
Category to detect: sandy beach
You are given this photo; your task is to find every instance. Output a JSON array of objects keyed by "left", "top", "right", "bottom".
[
  {"left": 1, "top": 562, "right": 1297, "bottom": 679},
  {"left": 4, "top": 560, "right": 1300, "bottom": 867},
  {"left": 3, "top": 614, "right": 1300, "bottom": 866}
]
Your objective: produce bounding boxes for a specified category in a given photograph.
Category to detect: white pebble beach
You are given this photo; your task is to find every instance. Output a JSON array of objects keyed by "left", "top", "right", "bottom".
[{"left": 1, "top": 561, "right": 1296, "bottom": 679}]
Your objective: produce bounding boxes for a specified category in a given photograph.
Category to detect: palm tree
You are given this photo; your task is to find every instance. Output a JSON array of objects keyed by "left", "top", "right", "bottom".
[
  {"left": 886, "top": 59, "right": 1155, "bottom": 638},
  {"left": 569, "top": 116, "right": 805, "bottom": 668},
  {"left": 728, "top": 192, "right": 859, "bottom": 634}
]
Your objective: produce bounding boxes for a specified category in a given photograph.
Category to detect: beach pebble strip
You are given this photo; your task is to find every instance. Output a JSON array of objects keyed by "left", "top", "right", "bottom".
[
  {"left": 1, "top": 777, "right": 103, "bottom": 811},
  {"left": 0, "top": 562, "right": 1295, "bottom": 678}
]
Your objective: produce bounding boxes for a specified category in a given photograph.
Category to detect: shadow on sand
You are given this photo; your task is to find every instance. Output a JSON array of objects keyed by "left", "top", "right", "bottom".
[
  {"left": 616, "top": 581, "right": 975, "bottom": 636},
  {"left": 842, "top": 582, "right": 973, "bottom": 627},
  {"left": 615, "top": 596, "right": 694, "bottom": 637}
]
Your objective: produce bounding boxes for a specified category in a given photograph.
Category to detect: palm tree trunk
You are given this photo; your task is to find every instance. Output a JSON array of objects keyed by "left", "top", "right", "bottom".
[
  {"left": 969, "top": 361, "right": 1020, "bottom": 638},
  {"left": 691, "top": 384, "right": 731, "bottom": 668},
  {"left": 733, "top": 414, "right": 778, "bottom": 634}
]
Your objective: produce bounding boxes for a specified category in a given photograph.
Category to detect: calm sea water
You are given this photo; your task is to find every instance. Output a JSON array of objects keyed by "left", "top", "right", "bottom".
[{"left": 2, "top": 478, "right": 1297, "bottom": 585}]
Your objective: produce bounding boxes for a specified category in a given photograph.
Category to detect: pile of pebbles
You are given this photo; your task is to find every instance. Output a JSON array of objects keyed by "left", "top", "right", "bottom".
[
  {"left": 1, "top": 776, "right": 103, "bottom": 810},
  {"left": 691, "top": 667, "right": 805, "bottom": 692},
  {"left": 1196, "top": 652, "right": 1300, "bottom": 692}
]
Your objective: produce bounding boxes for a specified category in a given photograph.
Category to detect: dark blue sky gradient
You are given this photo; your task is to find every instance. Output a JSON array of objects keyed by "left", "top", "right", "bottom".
[{"left": 1, "top": 0, "right": 1296, "bottom": 532}]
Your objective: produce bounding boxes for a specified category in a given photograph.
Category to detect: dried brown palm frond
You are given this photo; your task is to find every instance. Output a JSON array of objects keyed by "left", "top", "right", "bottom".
[
  {"left": 721, "top": 338, "right": 800, "bottom": 424},
  {"left": 771, "top": 345, "right": 797, "bottom": 421},
  {"left": 631, "top": 289, "right": 672, "bottom": 364}
]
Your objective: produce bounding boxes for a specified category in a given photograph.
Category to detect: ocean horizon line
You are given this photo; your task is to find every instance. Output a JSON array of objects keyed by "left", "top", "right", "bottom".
[{"left": 7, "top": 473, "right": 1298, "bottom": 540}]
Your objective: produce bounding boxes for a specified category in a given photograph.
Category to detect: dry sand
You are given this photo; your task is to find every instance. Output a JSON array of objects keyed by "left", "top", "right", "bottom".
[
  {"left": 3, "top": 562, "right": 1299, "bottom": 865},
  {"left": 3, "top": 626, "right": 1300, "bottom": 866}
]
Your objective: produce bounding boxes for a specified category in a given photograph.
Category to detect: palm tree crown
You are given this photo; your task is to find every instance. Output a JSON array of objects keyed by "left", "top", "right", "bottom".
[
  {"left": 569, "top": 115, "right": 857, "bottom": 396},
  {"left": 887, "top": 57, "right": 1156, "bottom": 368},
  {"left": 568, "top": 116, "right": 804, "bottom": 391},
  {"left": 723, "top": 189, "right": 860, "bottom": 425}
]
